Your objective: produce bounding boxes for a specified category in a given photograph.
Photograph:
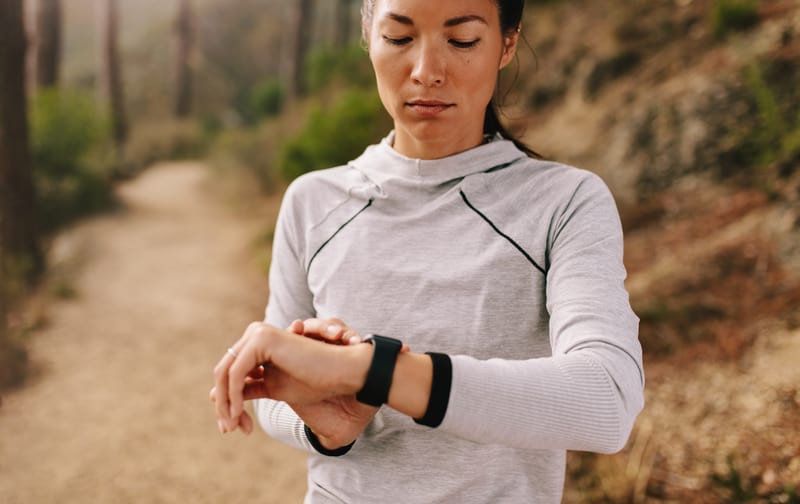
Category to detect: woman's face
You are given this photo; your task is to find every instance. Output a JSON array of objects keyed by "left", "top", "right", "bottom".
[{"left": 366, "top": 0, "right": 518, "bottom": 159}]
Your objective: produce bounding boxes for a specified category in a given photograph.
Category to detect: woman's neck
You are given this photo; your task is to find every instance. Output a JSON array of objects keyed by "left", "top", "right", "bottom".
[{"left": 392, "top": 127, "right": 486, "bottom": 160}]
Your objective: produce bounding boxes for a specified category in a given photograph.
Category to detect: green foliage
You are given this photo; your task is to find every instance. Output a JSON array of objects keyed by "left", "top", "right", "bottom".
[
  {"left": 711, "top": 456, "right": 757, "bottom": 501},
  {"left": 712, "top": 0, "right": 760, "bottom": 38},
  {"left": 31, "top": 89, "right": 108, "bottom": 178},
  {"left": 278, "top": 90, "right": 392, "bottom": 182},
  {"left": 29, "top": 89, "right": 115, "bottom": 233},
  {"left": 306, "top": 44, "right": 376, "bottom": 94},
  {"left": 248, "top": 79, "right": 286, "bottom": 120},
  {"left": 744, "top": 63, "right": 785, "bottom": 165},
  {"left": 721, "top": 62, "right": 800, "bottom": 185}
]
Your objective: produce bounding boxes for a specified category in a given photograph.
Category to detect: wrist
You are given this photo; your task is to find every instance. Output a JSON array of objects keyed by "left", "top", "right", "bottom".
[{"left": 343, "top": 342, "right": 374, "bottom": 395}]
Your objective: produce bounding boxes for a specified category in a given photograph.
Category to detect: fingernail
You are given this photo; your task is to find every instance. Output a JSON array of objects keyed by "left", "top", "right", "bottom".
[
  {"left": 348, "top": 335, "right": 362, "bottom": 345},
  {"left": 217, "top": 419, "right": 225, "bottom": 433},
  {"left": 327, "top": 324, "right": 342, "bottom": 336}
]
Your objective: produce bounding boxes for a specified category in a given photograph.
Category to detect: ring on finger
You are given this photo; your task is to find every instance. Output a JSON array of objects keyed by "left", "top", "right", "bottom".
[{"left": 226, "top": 347, "right": 238, "bottom": 359}]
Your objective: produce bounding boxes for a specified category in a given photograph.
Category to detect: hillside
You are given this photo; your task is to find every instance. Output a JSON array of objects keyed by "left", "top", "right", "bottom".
[{"left": 517, "top": 0, "right": 800, "bottom": 501}]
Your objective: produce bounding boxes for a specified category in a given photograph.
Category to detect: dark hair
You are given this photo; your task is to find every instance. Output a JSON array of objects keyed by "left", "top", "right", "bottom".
[
  {"left": 362, "top": 0, "right": 540, "bottom": 158},
  {"left": 488, "top": 0, "right": 540, "bottom": 158}
]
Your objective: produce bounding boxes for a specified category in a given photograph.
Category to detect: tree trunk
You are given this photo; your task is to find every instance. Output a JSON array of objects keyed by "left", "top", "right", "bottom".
[
  {"left": 335, "top": 0, "right": 353, "bottom": 48},
  {"left": 96, "top": 0, "right": 127, "bottom": 149},
  {"left": 0, "top": 0, "right": 44, "bottom": 285},
  {"left": 290, "top": 0, "right": 314, "bottom": 98},
  {"left": 33, "top": 0, "right": 61, "bottom": 89},
  {"left": 173, "top": 0, "right": 193, "bottom": 118}
]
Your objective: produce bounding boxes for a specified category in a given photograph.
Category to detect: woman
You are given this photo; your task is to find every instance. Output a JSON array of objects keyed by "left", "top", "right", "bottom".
[{"left": 212, "top": 0, "right": 644, "bottom": 501}]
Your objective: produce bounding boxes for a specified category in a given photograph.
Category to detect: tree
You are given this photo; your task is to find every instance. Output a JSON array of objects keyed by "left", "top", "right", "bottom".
[
  {"left": 173, "top": 0, "right": 193, "bottom": 117},
  {"left": 335, "top": 0, "right": 354, "bottom": 48},
  {"left": 32, "top": 0, "right": 61, "bottom": 89},
  {"left": 290, "top": 0, "right": 314, "bottom": 98},
  {"left": 96, "top": 0, "right": 127, "bottom": 150},
  {"left": 0, "top": 0, "right": 44, "bottom": 284}
]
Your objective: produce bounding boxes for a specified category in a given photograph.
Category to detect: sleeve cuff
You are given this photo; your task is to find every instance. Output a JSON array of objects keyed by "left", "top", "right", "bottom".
[
  {"left": 414, "top": 352, "right": 452, "bottom": 428},
  {"left": 304, "top": 425, "right": 356, "bottom": 457}
]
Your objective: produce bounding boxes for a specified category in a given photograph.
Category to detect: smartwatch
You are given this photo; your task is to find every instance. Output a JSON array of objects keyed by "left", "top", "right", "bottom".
[{"left": 355, "top": 334, "right": 403, "bottom": 407}]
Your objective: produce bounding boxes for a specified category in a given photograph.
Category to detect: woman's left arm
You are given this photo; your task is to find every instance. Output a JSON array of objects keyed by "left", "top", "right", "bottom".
[{"left": 433, "top": 173, "right": 644, "bottom": 453}]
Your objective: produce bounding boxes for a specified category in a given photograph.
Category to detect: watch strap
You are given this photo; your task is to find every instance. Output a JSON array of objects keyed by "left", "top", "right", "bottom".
[{"left": 355, "top": 334, "right": 403, "bottom": 407}]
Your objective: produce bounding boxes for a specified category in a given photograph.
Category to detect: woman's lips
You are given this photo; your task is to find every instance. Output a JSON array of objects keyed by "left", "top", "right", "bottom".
[{"left": 406, "top": 100, "right": 454, "bottom": 116}]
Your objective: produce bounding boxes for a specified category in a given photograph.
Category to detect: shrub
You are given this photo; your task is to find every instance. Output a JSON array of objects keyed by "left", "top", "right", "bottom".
[
  {"left": 278, "top": 89, "right": 392, "bottom": 182},
  {"left": 249, "top": 79, "right": 286, "bottom": 120},
  {"left": 744, "top": 63, "right": 784, "bottom": 165},
  {"left": 29, "top": 89, "right": 115, "bottom": 233},
  {"left": 712, "top": 0, "right": 760, "bottom": 39},
  {"left": 306, "top": 44, "right": 376, "bottom": 94}
]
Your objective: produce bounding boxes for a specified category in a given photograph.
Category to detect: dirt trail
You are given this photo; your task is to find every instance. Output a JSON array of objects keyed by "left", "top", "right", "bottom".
[{"left": 0, "top": 162, "right": 307, "bottom": 503}]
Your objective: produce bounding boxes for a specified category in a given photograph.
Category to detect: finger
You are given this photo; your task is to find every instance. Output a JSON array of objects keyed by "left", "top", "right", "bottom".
[
  {"left": 344, "top": 334, "right": 407, "bottom": 351},
  {"left": 247, "top": 365, "right": 265, "bottom": 380},
  {"left": 343, "top": 328, "right": 362, "bottom": 345},
  {"left": 242, "top": 379, "right": 270, "bottom": 401},
  {"left": 239, "top": 410, "right": 254, "bottom": 435},
  {"left": 213, "top": 360, "right": 232, "bottom": 427},
  {"left": 228, "top": 326, "right": 274, "bottom": 422},
  {"left": 287, "top": 319, "right": 304, "bottom": 335},
  {"left": 302, "top": 317, "right": 345, "bottom": 343},
  {"left": 213, "top": 322, "right": 260, "bottom": 428}
]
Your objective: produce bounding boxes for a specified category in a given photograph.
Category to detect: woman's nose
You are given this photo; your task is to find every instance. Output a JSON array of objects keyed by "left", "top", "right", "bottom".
[{"left": 410, "top": 42, "right": 445, "bottom": 87}]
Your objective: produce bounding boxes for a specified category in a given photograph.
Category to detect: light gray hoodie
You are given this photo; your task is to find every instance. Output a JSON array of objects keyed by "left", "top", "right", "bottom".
[{"left": 256, "top": 133, "right": 644, "bottom": 503}]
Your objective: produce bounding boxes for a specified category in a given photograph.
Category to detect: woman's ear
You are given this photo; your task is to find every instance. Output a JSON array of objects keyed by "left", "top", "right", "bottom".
[{"left": 499, "top": 27, "right": 520, "bottom": 70}]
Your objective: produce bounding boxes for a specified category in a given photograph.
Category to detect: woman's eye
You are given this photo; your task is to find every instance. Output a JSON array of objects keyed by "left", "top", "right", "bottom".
[
  {"left": 383, "top": 36, "right": 412, "bottom": 46},
  {"left": 450, "top": 39, "right": 480, "bottom": 49}
]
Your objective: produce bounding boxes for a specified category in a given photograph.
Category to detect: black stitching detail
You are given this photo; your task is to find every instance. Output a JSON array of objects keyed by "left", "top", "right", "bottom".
[
  {"left": 459, "top": 190, "right": 546, "bottom": 275},
  {"left": 307, "top": 199, "right": 373, "bottom": 272}
]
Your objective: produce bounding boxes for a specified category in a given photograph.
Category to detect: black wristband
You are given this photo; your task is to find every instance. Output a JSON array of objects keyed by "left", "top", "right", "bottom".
[
  {"left": 304, "top": 424, "right": 355, "bottom": 457},
  {"left": 355, "top": 334, "right": 403, "bottom": 407},
  {"left": 414, "top": 352, "right": 452, "bottom": 428}
]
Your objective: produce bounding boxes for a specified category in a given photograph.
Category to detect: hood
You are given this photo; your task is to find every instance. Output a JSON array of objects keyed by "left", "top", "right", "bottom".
[{"left": 349, "top": 131, "right": 529, "bottom": 192}]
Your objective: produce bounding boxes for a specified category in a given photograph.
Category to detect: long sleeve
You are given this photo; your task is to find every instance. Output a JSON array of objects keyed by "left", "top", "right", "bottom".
[
  {"left": 438, "top": 174, "right": 644, "bottom": 453},
  {"left": 254, "top": 181, "right": 317, "bottom": 454}
]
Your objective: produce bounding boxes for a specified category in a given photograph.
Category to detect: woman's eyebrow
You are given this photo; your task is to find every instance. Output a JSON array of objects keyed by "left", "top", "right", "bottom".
[
  {"left": 383, "top": 13, "right": 488, "bottom": 27},
  {"left": 385, "top": 12, "right": 414, "bottom": 25},
  {"left": 444, "top": 15, "right": 488, "bottom": 27}
]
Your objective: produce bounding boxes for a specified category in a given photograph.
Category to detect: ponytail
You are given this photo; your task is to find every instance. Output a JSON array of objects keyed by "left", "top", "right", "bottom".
[{"left": 483, "top": 100, "right": 542, "bottom": 159}]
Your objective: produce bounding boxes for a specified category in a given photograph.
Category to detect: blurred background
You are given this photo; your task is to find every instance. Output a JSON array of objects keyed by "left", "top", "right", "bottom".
[{"left": 1, "top": 0, "right": 798, "bottom": 502}]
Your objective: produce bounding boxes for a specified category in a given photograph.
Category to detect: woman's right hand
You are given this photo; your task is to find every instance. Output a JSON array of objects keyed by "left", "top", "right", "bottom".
[{"left": 285, "top": 318, "right": 380, "bottom": 449}]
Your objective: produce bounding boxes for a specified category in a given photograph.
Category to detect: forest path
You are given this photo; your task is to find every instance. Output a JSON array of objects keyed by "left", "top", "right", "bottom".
[{"left": 0, "top": 162, "right": 307, "bottom": 503}]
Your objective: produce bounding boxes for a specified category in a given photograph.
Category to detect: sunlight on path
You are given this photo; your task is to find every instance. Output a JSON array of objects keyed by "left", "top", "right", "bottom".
[{"left": 0, "top": 162, "right": 306, "bottom": 503}]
